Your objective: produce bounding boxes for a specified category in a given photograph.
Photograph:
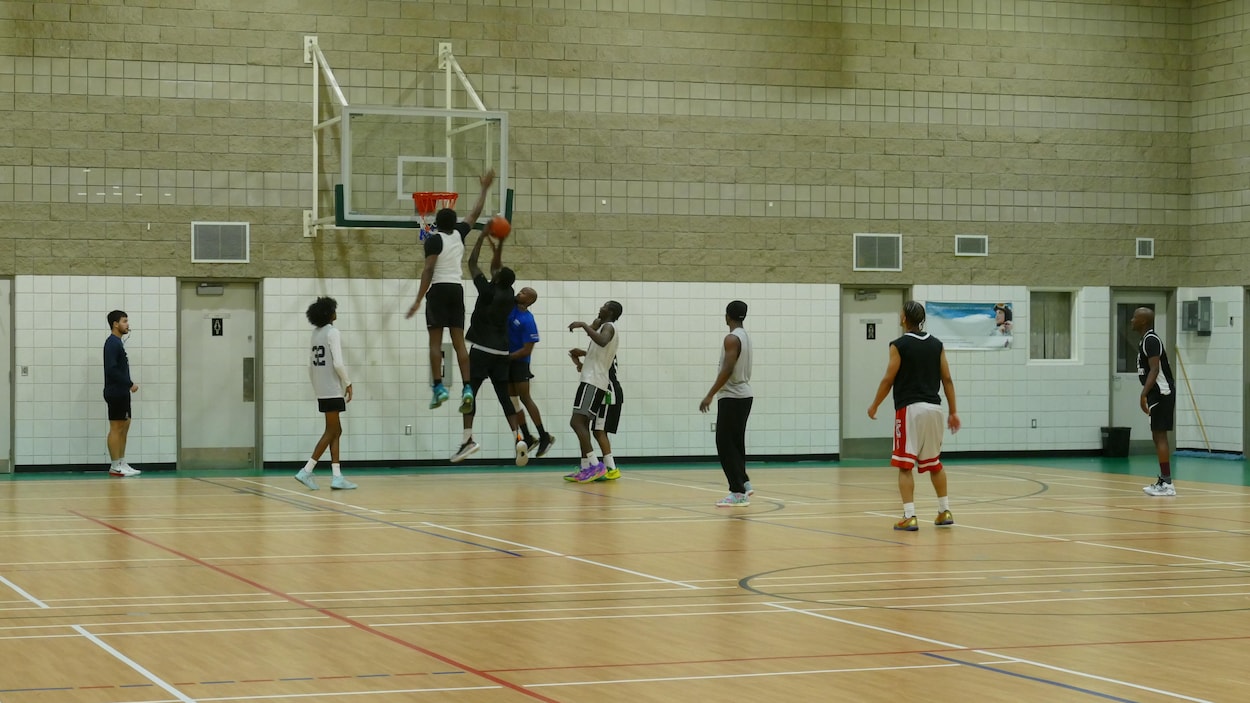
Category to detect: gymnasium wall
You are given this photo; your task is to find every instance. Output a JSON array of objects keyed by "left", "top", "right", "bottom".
[
  {"left": 3, "top": 2, "right": 1248, "bottom": 467},
  {"left": 0, "top": 0, "right": 1196, "bottom": 285},
  {"left": 1189, "top": 2, "right": 1250, "bottom": 282}
]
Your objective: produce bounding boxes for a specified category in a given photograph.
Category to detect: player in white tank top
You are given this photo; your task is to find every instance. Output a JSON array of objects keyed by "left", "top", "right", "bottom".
[
  {"left": 404, "top": 170, "right": 495, "bottom": 413},
  {"left": 701, "top": 301, "right": 755, "bottom": 506},
  {"left": 565, "top": 300, "right": 624, "bottom": 483}
]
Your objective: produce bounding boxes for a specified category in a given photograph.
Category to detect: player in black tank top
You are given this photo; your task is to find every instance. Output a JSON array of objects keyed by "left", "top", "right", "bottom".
[
  {"left": 868, "top": 301, "right": 961, "bottom": 531},
  {"left": 1131, "top": 306, "right": 1177, "bottom": 496}
]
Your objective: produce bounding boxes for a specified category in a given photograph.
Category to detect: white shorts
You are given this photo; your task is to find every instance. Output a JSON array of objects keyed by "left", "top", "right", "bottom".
[{"left": 891, "top": 402, "right": 945, "bottom": 473}]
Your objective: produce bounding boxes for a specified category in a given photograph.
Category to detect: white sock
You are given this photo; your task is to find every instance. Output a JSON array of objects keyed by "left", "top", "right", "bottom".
[
  {"left": 580, "top": 456, "right": 590, "bottom": 469},
  {"left": 462, "top": 428, "right": 473, "bottom": 443},
  {"left": 584, "top": 451, "right": 599, "bottom": 466},
  {"left": 110, "top": 459, "right": 120, "bottom": 469},
  {"left": 331, "top": 463, "right": 342, "bottom": 477},
  {"left": 300, "top": 459, "right": 316, "bottom": 475},
  {"left": 602, "top": 454, "right": 615, "bottom": 469},
  {"left": 903, "top": 502, "right": 916, "bottom": 519},
  {"left": 937, "top": 496, "right": 950, "bottom": 512}
]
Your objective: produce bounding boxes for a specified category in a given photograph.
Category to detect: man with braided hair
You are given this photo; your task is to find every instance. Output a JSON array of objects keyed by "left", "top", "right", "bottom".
[{"left": 868, "top": 300, "right": 961, "bottom": 531}]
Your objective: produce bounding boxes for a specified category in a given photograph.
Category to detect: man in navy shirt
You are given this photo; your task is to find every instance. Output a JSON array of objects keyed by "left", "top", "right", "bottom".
[{"left": 103, "top": 310, "right": 140, "bottom": 477}]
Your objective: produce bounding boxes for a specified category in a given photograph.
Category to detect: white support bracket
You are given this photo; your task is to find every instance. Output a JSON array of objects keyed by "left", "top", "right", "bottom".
[
  {"left": 303, "top": 210, "right": 316, "bottom": 238},
  {"left": 303, "top": 35, "right": 317, "bottom": 64}
]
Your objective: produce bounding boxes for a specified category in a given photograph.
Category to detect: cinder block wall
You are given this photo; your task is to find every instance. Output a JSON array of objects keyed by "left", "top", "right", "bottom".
[{"left": 0, "top": 0, "right": 1222, "bottom": 286}]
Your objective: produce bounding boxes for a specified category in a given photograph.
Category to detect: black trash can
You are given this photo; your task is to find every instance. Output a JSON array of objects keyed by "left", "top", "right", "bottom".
[{"left": 1100, "top": 427, "right": 1131, "bottom": 457}]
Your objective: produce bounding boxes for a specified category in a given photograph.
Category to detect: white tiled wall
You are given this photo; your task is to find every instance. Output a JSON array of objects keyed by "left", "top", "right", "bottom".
[
  {"left": 13, "top": 276, "right": 177, "bottom": 466},
  {"left": 1173, "top": 287, "right": 1244, "bottom": 452},
  {"left": 7, "top": 277, "right": 1246, "bottom": 468},
  {"left": 914, "top": 285, "right": 1111, "bottom": 452},
  {"left": 262, "top": 280, "right": 842, "bottom": 465}
]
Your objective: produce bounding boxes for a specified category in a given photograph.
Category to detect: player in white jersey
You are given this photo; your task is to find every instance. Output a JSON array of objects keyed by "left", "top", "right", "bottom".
[
  {"left": 405, "top": 170, "right": 495, "bottom": 413},
  {"left": 565, "top": 300, "right": 623, "bottom": 483},
  {"left": 295, "top": 297, "right": 356, "bottom": 491},
  {"left": 701, "top": 300, "right": 755, "bottom": 507}
]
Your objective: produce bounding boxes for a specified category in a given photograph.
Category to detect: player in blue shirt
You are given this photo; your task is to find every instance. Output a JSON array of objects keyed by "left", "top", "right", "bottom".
[{"left": 507, "top": 287, "right": 554, "bottom": 458}]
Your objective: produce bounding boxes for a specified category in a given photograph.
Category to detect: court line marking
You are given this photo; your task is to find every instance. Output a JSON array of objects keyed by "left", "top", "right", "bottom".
[
  {"left": 525, "top": 662, "right": 958, "bottom": 687},
  {"left": 766, "top": 602, "right": 1214, "bottom": 702},
  {"left": 421, "top": 521, "right": 700, "bottom": 589},
  {"left": 69, "top": 510, "right": 564, "bottom": 703},
  {"left": 922, "top": 652, "right": 1139, "bottom": 703},
  {"left": 231, "top": 478, "right": 387, "bottom": 514},
  {"left": 73, "top": 624, "right": 197, "bottom": 703},
  {"left": 0, "top": 574, "right": 50, "bottom": 608}
]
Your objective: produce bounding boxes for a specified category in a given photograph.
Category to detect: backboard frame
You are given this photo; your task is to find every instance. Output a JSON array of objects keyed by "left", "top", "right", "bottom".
[{"left": 303, "top": 37, "right": 510, "bottom": 237}]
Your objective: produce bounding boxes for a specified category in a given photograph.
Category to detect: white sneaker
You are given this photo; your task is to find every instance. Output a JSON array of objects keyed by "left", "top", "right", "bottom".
[
  {"left": 515, "top": 437, "right": 529, "bottom": 466},
  {"left": 109, "top": 464, "right": 141, "bottom": 477},
  {"left": 450, "top": 439, "right": 480, "bottom": 463},
  {"left": 1143, "top": 480, "right": 1176, "bottom": 496}
]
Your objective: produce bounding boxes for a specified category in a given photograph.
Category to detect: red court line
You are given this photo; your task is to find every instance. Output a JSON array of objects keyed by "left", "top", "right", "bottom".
[{"left": 69, "top": 510, "right": 563, "bottom": 703}]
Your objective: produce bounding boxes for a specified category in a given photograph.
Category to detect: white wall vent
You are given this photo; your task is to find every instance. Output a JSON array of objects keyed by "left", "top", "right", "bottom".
[
  {"left": 853, "top": 233, "right": 902, "bottom": 271},
  {"left": 1135, "top": 237, "right": 1154, "bottom": 259},
  {"left": 192, "top": 222, "right": 250, "bottom": 263},
  {"left": 955, "top": 234, "right": 988, "bottom": 257}
]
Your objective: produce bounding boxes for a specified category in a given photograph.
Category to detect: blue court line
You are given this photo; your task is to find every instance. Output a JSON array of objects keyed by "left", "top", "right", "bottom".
[
  {"left": 922, "top": 653, "right": 1141, "bottom": 703},
  {"left": 195, "top": 477, "right": 524, "bottom": 557}
]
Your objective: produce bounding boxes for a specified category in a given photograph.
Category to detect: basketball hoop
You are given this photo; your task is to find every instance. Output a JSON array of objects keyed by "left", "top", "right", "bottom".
[{"left": 413, "top": 192, "right": 459, "bottom": 230}]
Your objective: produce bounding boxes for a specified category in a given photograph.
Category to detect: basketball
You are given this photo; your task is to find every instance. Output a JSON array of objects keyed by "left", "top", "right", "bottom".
[{"left": 488, "top": 214, "right": 511, "bottom": 239}]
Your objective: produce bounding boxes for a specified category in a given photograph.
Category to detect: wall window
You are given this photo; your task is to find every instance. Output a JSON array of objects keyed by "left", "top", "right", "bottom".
[{"left": 1030, "top": 291, "right": 1073, "bottom": 360}]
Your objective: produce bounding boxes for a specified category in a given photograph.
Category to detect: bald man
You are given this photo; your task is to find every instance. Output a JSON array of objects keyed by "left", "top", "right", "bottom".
[
  {"left": 508, "top": 286, "right": 554, "bottom": 459},
  {"left": 1131, "top": 307, "right": 1177, "bottom": 496}
]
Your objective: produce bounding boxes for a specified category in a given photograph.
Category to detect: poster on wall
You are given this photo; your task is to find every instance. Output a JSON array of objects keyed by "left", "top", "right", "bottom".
[{"left": 923, "top": 302, "right": 1013, "bottom": 350}]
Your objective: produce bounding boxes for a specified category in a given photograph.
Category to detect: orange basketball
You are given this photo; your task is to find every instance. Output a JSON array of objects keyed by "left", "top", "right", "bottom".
[{"left": 488, "top": 214, "right": 511, "bottom": 239}]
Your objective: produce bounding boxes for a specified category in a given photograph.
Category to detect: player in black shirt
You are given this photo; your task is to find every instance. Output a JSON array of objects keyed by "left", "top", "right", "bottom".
[
  {"left": 868, "top": 301, "right": 961, "bottom": 531},
  {"left": 450, "top": 225, "right": 527, "bottom": 464},
  {"left": 1132, "top": 307, "right": 1177, "bottom": 496}
]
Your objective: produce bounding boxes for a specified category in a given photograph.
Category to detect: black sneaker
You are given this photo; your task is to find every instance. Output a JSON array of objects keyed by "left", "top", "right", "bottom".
[{"left": 536, "top": 434, "right": 555, "bottom": 458}]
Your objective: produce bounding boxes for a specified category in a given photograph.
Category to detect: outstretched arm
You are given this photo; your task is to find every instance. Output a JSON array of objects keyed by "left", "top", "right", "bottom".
[
  {"left": 406, "top": 255, "right": 438, "bottom": 318},
  {"left": 488, "top": 227, "right": 503, "bottom": 278},
  {"left": 465, "top": 169, "right": 495, "bottom": 225},
  {"left": 699, "top": 334, "right": 741, "bottom": 413},
  {"left": 569, "top": 320, "right": 615, "bottom": 348},
  {"left": 467, "top": 231, "right": 488, "bottom": 279}
]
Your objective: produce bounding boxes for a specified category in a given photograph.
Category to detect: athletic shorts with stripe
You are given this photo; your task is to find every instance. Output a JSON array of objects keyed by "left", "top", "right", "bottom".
[
  {"left": 571, "top": 382, "right": 607, "bottom": 419},
  {"left": 891, "top": 402, "right": 945, "bottom": 473}
]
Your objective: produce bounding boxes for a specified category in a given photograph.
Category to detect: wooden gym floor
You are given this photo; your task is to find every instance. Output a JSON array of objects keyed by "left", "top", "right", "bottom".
[{"left": 0, "top": 456, "right": 1247, "bottom": 702}]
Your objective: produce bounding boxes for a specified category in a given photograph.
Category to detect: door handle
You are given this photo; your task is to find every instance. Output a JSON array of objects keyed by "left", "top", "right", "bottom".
[{"left": 242, "top": 357, "right": 255, "bottom": 402}]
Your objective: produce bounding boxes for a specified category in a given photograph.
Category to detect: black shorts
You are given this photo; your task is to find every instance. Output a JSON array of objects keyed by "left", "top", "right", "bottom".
[
  {"left": 469, "top": 347, "right": 510, "bottom": 385},
  {"left": 425, "top": 282, "right": 465, "bottom": 330},
  {"left": 318, "top": 397, "right": 346, "bottom": 413},
  {"left": 1148, "top": 393, "right": 1175, "bottom": 432},
  {"left": 594, "top": 401, "right": 622, "bottom": 434},
  {"left": 508, "top": 359, "right": 533, "bottom": 384},
  {"left": 104, "top": 394, "right": 131, "bottom": 422}
]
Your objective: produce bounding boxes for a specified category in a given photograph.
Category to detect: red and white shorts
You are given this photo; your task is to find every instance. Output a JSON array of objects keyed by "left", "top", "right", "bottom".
[{"left": 891, "top": 402, "right": 945, "bottom": 473}]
